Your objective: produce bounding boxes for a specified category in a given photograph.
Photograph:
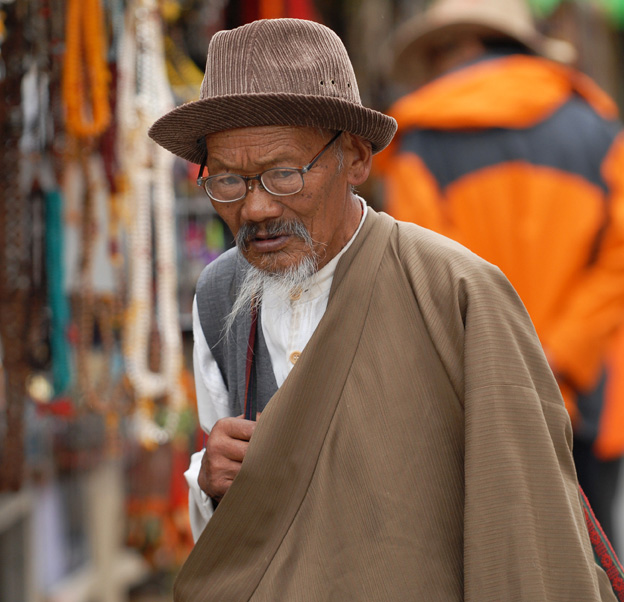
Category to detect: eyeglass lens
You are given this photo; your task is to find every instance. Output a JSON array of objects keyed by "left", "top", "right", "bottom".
[{"left": 206, "top": 168, "right": 304, "bottom": 202}]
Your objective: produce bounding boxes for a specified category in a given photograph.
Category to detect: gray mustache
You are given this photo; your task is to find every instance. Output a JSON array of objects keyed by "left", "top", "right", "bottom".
[{"left": 236, "top": 219, "right": 313, "bottom": 249}]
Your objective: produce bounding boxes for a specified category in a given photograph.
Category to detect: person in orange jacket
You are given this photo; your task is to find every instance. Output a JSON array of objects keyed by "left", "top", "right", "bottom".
[{"left": 377, "top": 0, "right": 624, "bottom": 552}]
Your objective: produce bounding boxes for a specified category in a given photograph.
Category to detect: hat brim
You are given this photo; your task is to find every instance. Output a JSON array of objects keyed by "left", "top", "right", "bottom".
[
  {"left": 391, "top": 18, "right": 576, "bottom": 87},
  {"left": 148, "top": 93, "right": 398, "bottom": 164}
]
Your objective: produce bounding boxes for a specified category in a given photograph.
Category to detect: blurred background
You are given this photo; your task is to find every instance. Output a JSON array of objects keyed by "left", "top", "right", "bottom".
[{"left": 0, "top": 1, "right": 623, "bottom": 601}]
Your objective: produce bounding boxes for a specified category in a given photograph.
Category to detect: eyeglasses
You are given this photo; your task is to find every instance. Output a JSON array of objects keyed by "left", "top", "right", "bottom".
[{"left": 196, "top": 131, "right": 342, "bottom": 203}]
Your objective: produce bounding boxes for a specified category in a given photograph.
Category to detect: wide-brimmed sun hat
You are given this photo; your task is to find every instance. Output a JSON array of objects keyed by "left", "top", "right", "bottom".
[
  {"left": 390, "top": 0, "right": 577, "bottom": 87},
  {"left": 149, "top": 18, "right": 397, "bottom": 165}
]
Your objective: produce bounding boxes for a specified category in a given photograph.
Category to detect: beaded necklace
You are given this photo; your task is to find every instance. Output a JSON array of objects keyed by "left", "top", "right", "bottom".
[
  {"left": 117, "top": 0, "right": 185, "bottom": 447},
  {"left": 62, "top": 0, "right": 111, "bottom": 138}
]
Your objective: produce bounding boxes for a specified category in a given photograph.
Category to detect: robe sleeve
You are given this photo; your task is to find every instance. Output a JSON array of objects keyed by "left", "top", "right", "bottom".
[{"left": 460, "top": 261, "right": 616, "bottom": 601}]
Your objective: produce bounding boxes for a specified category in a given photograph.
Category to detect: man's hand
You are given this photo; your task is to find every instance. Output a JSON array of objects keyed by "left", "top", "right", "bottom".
[{"left": 199, "top": 416, "right": 258, "bottom": 502}]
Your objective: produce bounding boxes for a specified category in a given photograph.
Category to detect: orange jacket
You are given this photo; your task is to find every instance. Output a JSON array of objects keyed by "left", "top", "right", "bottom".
[{"left": 376, "top": 54, "right": 624, "bottom": 459}]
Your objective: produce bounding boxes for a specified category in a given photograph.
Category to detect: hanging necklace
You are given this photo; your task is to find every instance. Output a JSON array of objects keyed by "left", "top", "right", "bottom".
[
  {"left": 62, "top": 0, "right": 111, "bottom": 138},
  {"left": 64, "top": 148, "right": 129, "bottom": 419},
  {"left": 117, "top": 0, "right": 185, "bottom": 447}
]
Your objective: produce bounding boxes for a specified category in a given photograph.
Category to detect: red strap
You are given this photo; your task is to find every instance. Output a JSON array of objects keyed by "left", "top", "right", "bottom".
[
  {"left": 580, "top": 485, "right": 624, "bottom": 600},
  {"left": 244, "top": 305, "right": 259, "bottom": 421}
]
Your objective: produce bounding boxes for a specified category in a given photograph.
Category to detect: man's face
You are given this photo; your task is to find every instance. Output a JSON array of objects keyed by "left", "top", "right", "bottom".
[{"left": 203, "top": 126, "right": 364, "bottom": 274}]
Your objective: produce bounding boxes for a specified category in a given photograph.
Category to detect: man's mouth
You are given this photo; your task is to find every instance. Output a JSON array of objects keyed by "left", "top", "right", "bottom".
[
  {"left": 246, "top": 232, "right": 291, "bottom": 253},
  {"left": 237, "top": 219, "right": 312, "bottom": 255}
]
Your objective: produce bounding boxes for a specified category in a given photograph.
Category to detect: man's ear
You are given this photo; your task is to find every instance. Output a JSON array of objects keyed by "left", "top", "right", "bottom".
[{"left": 344, "top": 133, "right": 373, "bottom": 187}]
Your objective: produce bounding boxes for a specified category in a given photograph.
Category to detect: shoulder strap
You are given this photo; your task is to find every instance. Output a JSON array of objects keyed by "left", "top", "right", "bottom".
[{"left": 580, "top": 487, "right": 624, "bottom": 600}]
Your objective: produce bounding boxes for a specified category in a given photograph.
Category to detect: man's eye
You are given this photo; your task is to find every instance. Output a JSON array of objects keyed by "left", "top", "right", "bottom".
[
  {"left": 270, "top": 169, "right": 298, "bottom": 180},
  {"left": 216, "top": 175, "right": 243, "bottom": 187},
  {"left": 264, "top": 169, "right": 300, "bottom": 188}
]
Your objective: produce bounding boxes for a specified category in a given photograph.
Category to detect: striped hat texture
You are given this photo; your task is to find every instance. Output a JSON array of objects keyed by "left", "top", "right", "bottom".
[{"left": 149, "top": 18, "right": 398, "bottom": 165}]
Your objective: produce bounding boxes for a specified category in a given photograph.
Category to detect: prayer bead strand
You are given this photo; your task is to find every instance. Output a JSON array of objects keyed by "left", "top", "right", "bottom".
[
  {"left": 62, "top": 0, "right": 111, "bottom": 139},
  {"left": 118, "top": 0, "right": 184, "bottom": 447}
]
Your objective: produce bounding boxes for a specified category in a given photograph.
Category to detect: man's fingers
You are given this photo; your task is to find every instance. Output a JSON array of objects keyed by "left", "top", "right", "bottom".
[
  {"left": 199, "top": 415, "right": 262, "bottom": 499},
  {"left": 198, "top": 454, "right": 239, "bottom": 500},
  {"left": 213, "top": 436, "right": 249, "bottom": 463},
  {"left": 217, "top": 416, "right": 257, "bottom": 441}
]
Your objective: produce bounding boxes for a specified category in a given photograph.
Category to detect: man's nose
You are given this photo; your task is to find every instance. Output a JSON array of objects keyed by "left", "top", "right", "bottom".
[{"left": 240, "top": 179, "right": 282, "bottom": 223}]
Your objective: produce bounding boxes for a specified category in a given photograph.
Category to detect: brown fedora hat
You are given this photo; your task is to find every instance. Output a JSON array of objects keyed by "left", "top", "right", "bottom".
[
  {"left": 390, "top": 0, "right": 577, "bottom": 87},
  {"left": 149, "top": 18, "right": 397, "bottom": 164}
]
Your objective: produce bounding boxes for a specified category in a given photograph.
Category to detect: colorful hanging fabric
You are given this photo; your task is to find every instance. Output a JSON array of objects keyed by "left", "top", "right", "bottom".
[
  {"left": 45, "top": 189, "right": 72, "bottom": 396},
  {"left": 258, "top": 0, "right": 321, "bottom": 20},
  {"left": 286, "top": 0, "right": 321, "bottom": 20},
  {"left": 259, "top": 0, "right": 285, "bottom": 19}
]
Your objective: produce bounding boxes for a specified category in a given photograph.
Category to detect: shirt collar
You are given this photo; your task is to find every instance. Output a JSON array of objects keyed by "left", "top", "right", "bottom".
[{"left": 302, "top": 196, "right": 367, "bottom": 301}]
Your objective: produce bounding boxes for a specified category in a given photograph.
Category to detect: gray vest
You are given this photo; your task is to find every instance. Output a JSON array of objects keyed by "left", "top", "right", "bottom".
[{"left": 195, "top": 248, "right": 278, "bottom": 416}]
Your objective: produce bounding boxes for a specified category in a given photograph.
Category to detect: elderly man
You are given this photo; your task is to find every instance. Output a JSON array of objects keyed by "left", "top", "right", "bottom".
[{"left": 149, "top": 18, "right": 617, "bottom": 602}]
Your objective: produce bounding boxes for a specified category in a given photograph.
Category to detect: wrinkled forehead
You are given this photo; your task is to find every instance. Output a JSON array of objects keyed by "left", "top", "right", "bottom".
[{"left": 204, "top": 125, "right": 330, "bottom": 167}]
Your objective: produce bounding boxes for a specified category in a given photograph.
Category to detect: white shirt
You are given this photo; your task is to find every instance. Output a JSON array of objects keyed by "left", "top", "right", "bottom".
[{"left": 185, "top": 199, "right": 368, "bottom": 540}]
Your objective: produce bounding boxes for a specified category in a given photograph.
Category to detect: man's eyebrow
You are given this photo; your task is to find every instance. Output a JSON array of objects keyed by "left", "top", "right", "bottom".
[{"left": 208, "top": 148, "right": 303, "bottom": 171}]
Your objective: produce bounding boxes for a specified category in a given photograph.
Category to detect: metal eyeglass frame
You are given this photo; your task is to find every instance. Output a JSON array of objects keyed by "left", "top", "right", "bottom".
[{"left": 196, "top": 130, "right": 343, "bottom": 203}]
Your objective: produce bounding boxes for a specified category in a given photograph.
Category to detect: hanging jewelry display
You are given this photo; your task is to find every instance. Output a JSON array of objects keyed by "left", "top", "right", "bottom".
[
  {"left": 65, "top": 152, "right": 128, "bottom": 415},
  {"left": 9, "top": 0, "right": 103, "bottom": 479},
  {"left": 39, "top": 0, "right": 76, "bottom": 403},
  {"left": 59, "top": 0, "right": 138, "bottom": 461},
  {"left": 20, "top": 3, "right": 59, "bottom": 397},
  {"left": 0, "top": 0, "right": 31, "bottom": 492},
  {"left": 117, "top": 0, "right": 185, "bottom": 448}
]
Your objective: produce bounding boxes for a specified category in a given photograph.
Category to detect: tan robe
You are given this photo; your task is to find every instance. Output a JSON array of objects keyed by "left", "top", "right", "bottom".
[{"left": 176, "top": 210, "right": 616, "bottom": 601}]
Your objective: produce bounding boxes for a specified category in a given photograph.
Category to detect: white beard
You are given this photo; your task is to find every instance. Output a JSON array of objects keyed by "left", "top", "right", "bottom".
[{"left": 222, "top": 250, "right": 319, "bottom": 340}]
